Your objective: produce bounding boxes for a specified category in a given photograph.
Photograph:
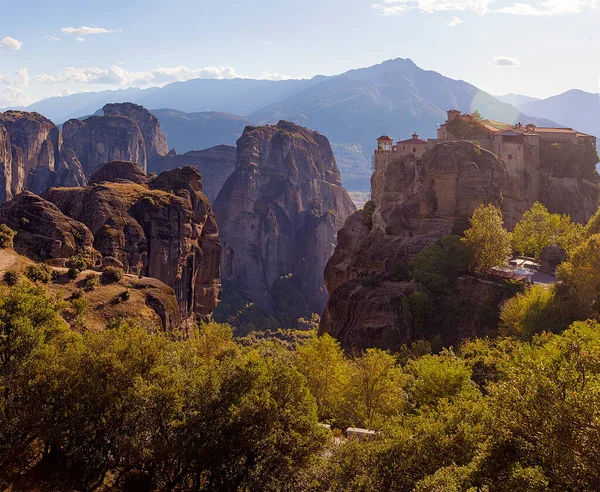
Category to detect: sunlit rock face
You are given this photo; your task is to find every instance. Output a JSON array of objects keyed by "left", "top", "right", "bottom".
[{"left": 3, "top": 161, "right": 223, "bottom": 325}]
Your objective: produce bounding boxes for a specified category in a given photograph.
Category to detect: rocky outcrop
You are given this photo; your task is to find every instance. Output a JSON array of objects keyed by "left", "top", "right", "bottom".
[
  {"left": 103, "top": 103, "right": 168, "bottom": 169},
  {"left": 0, "top": 111, "right": 62, "bottom": 201},
  {"left": 320, "top": 141, "right": 509, "bottom": 349},
  {"left": 62, "top": 115, "right": 147, "bottom": 177},
  {"left": 540, "top": 245, "right": 567, "bottom": 273},
  {"left": 89, "top": 160, "right": 148, "bottom": 185},
  {"left": 0, "top": 191, "right": 96, "bottom": 260},
  {"left": 39, "top": 163, "right": 221, "bottom": 323},
  {"left": 326, "top": 142, "right": 507, "bottom": 292},
  {"left": 320, "top": 279, "right": 423, "bottom": 350},
  {"left": 26, "top": 148, "right": 87, "bottom": 195},
  {"left": 214, "top": 121, "right": 356, "bottom": 314},
  {"left": 151, "top": 145, "right": 236, "bottom": 203},
  {"left": 0, "top": 124, "right": 13, "bottom": 202}
]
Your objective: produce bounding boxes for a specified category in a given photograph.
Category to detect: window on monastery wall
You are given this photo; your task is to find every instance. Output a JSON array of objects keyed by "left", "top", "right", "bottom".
[
  {"left": 413, "top": 147, "right": 416, "bottom": 153},
  {"left": 508, "top": 155, "right": 513, "bottom": 160}
]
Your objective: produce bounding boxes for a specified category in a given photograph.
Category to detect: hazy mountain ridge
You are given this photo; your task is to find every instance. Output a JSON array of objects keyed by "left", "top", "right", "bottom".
[
  {"left": 496, "top": 93, "right": 540, "bottom": 107},
  {"left": 10, "top": 58, "right": 564, "bottom": 190},
  {"left": 517, "top": 89, "right": 600, "bottom": 138}
]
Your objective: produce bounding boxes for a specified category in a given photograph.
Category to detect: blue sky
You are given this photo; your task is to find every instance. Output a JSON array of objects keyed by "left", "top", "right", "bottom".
[{"left": 1, "top": 0, "right": 599, "bottom": 107}]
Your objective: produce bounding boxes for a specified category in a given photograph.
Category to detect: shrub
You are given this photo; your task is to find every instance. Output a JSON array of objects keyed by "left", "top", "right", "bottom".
[
  {"left": 3, "top": 270, "right": 20, "bottom": 286},
  {"left": 72, "top": 289, "right": 85, "bottom": 299},
  {"left": 102, "top": 266, "right": 124, "bottom": 284},
  {"left": 363, "top": 200, "right": 376, "bottom": 219},
  {"left": 119, "top": 290, "right": 131, "bottom": 302},
  {"left": 72, "top": 296, "right": 89, "bottom": 317},
  {"left": 0, "top": 224, "right": 15, "bottom": 249},
  {"left": 391, "top": 260, "right": 412, "bottom": 281},
  {"left": 24, "top": 263, "right": 53, "bottom": 284},
  {"left": 85, "top": 273, "right": 99, "bottom": 291},
  {"left": 66, "top": 255, "right": 90, "bottom": 272},
  {"left": 141, "top": 196, "right": 155, "bottom": 207},
  {"left": 67, "top": 267, "right": 79, "bottom": 280},
  {"left": 51, "top": 270, "right": 61, "bottom": 281},
  {"left": 18, "top": 217, "right": 29, "bottom": 227}
]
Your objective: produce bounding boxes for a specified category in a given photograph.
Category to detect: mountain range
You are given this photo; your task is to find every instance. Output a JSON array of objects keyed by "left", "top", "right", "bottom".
[{"left": 10, "top": 58, "right": 595, "bottom": 190}]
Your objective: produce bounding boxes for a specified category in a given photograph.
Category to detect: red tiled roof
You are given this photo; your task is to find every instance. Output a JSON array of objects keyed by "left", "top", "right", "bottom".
[{"left": 377, "top": 135, "right": 393, "bottom": 141}]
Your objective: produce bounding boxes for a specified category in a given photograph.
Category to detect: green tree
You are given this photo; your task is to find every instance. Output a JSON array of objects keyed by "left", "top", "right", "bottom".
[
  {"left": 345, "top": 349, "right": 407, "bottom": 429},
  {"left": 0, "top": 281, "right": 69, "bottom": 467},
  {"left": 557, "top": 233, "right": 600, "bottom": 319},
  {"left": 296, "top": 334, "right": 350, "bottom": 424},
  {"left": 500, "top": 284, "right": 569, "bottom": 339},
  {"left": 511, "top": 201, "right": 582, "bottom": 258},
  {"left": 405, "top": 349, "right": 476, "bottom": 407},
  {"left": 462, "top": 204, "right": 511, "bottom": 275},
  {"left": 0, "top": 224, "right": 15, "bottom": 249}
]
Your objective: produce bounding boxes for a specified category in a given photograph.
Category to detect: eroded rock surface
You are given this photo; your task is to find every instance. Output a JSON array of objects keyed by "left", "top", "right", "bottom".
[
  {"left": 214, "top": 121, "right": 356, "bottom": 313},
  {"left": 151, "top": 145, "right": 236, "bottom": 203},
  {"left": 62, "top": 115, "right": 146, "bottom": 177},
  {"left": 0, "top": 111, "right": 62, "bottom": 201},
  {"left": 320, "top": 141, "right": 509, "bottom": 349},
  {"left": 0, "top": 191, "right": 95, "bottom": 260},
  {"left": 103, "top": 103, "right": 168, "bottom": 170},
  {"left": 38, "top": 164, "right": 221, "bottom": 323}
]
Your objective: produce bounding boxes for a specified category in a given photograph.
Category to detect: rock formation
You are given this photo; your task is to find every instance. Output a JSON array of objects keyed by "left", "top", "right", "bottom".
[
  {"left": 0, "top": 111, "right": 62, "bottom": 201},
  {"left": 1, "top": 161, "right": 222, "bottom": 325},
  {"left": 37, "top": 162, "right": 221, "bottom": 323},
  {"left": 103, "top": 102, "right": 168, "bottom": 169},
  {"left": 0, "top": 191, "right": 96, "bottom": 261},
  {"left": 62, "top": 115, "right": 147, "bottom": 176},
  {"left": 0, "top": 104, "right": 238, "bottom": 207},
  {"left": 151, "top": 145, "right": 236, "bottom": 203},
  {"left": 213, "top": 121, "right": 356, "bottom": 314},
  {"left": 320, "top": 141, "right": 509, "bottom": 349}
]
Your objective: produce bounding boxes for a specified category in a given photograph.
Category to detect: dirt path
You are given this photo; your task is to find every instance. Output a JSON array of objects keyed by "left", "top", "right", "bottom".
[{"left": 0, "top": 249, "right": 19, "bottom": 273}]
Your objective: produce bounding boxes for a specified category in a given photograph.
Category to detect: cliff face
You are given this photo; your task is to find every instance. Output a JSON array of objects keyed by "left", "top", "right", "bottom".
[
  {"left": 0, "top": 124, "right": 11, "bottom": 202},
  {"left": 151, "top": 145, "right": 236, "bottom": 203},
  {"left": 103, "top": 103, "right": 168, "bottom": 169},
  {"left": 34, "top": 162, "right": 221, "bottom": 324},
  {"left": 0, "top": 111, "right": 62, "bottom": 201},
  {"left": 320, "top": 141, "right": 509, "bottom": 349},
  {"left": 0, "top": 104, "right": 237, "bottom": 206},
  {"left": 213, "top": 121, "right": 356, "bottom": 314},
  {"left": 327, "top": 142, "right": 507, "bottom": 292},
  {"left": 62, "top": 115, "right": 147, "bottom": 177},
  {"left": 0, "top": 191, "right": 96, "bottom": 261}
]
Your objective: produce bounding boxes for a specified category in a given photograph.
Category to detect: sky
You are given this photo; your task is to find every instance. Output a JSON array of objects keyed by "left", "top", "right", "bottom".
[{"left": 1, "top": 0, "right": 599, "bottom": 108}]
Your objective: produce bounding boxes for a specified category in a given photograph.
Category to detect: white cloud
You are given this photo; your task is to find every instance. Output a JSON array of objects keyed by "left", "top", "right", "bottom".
[
  {"left": 0, "top": 88, "right": 32, "bottom": 108},
  {"left": 372, "top": 0, "right": 597, "bottom": 15},
  {"left": 259, "top": 72, "right": 294, "bottom": 81},
  {"left": 0, "top": 69, "right": 30, "bottom": 88},
  {"left": 33, "top": 65, "right": 241, "bottom": 86},
  {"left": 46, "top": 36, "right": 60, "bottom": 42},
  {"left": 496, "top": 0, "right": 597, "bottom": 15},
  {"left": 489, "top": 56, "right": 520, "bottom": 67},
  {"left": 259, "top": 40, "right": 272, "bottom": 45},
  {"left": 75, "top": 37, "right": 85, "bottom": 42},
  {"left": 61, "top": 26, "right": 115, "bottom": 36},
  {"left": 372, "top": 0, "right": 490, "bottom": 15},
  {"left": 0, "top": 37, "right": 22, "bottom": 51},
  {"left": 445, "top": 15, "right": 464, "bottom": 24},
  {"left": 372, "top": 3, "right": 409, "bottom": 15}
]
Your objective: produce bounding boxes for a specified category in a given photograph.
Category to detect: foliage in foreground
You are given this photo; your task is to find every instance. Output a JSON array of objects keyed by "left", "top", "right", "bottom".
[{"left": 3, "top": 278, "right": 600, "bottom": 490}]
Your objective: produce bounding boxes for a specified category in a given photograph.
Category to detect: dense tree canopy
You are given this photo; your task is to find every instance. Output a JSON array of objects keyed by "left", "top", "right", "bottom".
[
  {"left": 462, "top": 204, "right": 512, "bottom": 274},
  {"left": 511, "top": 201, "right": 582, "bottom": 259}
]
